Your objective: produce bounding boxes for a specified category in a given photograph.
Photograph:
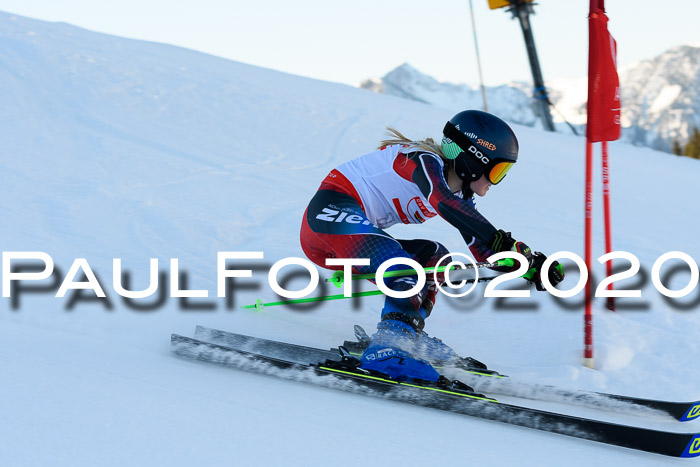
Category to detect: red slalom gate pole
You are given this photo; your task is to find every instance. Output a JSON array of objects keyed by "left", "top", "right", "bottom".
[
  {"left": 585, "top": 0, "right": 620, "bottom": 368},
  {"left": 584, "top": 140, "right": 595, "bottom": 369},
  {"left": 601, "top": 141, "right": 615, "bottom": 311}
]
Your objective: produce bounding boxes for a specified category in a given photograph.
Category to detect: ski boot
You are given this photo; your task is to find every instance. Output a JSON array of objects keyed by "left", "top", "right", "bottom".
[{"left": 358, "top": 314, "right": 440, "bottom": 382}]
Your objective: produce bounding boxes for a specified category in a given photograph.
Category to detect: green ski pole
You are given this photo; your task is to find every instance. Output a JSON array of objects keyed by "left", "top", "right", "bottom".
[
  {"left": 242, "top": 275, "right": 500, "bottom": 310},
  {"left": 326, "top": 258, "right": 514, "bottom": 288},
  {"left": 241, "top": 290, "right": 385, "bottom": 311}
]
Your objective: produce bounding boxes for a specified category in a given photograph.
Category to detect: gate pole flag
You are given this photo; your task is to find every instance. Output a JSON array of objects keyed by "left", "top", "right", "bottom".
[
  {"left": 584, "top": 0, "right": 621, "bottom": 369},
  {"left": 587, "top": 0, "right": 621, "bottom": 143}
]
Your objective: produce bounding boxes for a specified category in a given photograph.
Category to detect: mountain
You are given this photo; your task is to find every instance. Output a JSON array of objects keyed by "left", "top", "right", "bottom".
[
  {"left": 619, "top": 45, "right": 700, "bottom": 150},
  {"left": 362, "top": 45, "right": 700, "bottom": 153},
  {"left": 2, "top": 10, "right": 700, "bottom": 467},
  {"left": 361, "top": 63, "right": 540, "bottom": 128}
]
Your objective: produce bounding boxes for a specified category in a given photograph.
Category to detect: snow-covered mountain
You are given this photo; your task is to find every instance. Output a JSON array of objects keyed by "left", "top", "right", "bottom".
[
  {"left": 619, "top": 45, "right": 700, "bottom": 149},
  {"left": 361, "top": 64, "right": 540, "bottom": 127},
  {"left": 2, "top": 10, "right": 700, "bottom": 466},
  {"left": 362, "top": 45, "right": 700, "bottom": 153}
]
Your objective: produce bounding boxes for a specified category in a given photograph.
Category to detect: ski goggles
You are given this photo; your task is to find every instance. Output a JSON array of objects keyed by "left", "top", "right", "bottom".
[{"left": 487, "top": 160, "right": 514, "bottom": 184}]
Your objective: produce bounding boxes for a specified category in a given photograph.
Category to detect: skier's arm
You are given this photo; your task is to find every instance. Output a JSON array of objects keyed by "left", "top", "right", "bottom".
[
  {"left": 400, "top": 151, "right": 565, "bottom": 286},
  {"left": 405, "top": 152, "right": 498, "bottom": 245},
  {"left": 399, "top": 152, "right": 522, "bottom": 272}
]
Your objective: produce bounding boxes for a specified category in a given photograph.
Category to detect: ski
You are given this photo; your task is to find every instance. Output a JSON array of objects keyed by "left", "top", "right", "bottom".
[
  {"left": 193, "top": 325, "right": 499, "bottom": 376},
  {"left": 193, "top": 325, "right": 700, "bottom": 423},
  {"left": 171, "top": 333, "right": 700, "bottom": 458},
  {"left": 193, "top": 325, "right": 344, "bottom": 366},
  {"left": 449, "top": 367, "right": 700, "bottom": 424}
]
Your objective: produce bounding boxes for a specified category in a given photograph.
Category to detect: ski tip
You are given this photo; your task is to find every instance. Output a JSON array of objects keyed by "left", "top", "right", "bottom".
[
  {"left": 681, "top": 434, "right": 700, "bottom": 458},
  {"left": 680, "top": 403, "right": 700, "bottom": 422}
]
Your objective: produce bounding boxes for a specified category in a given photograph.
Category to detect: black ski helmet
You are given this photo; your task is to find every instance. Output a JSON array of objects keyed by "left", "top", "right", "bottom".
[{"left": 441, "top": 110, "right": 519, "bottom": 186}]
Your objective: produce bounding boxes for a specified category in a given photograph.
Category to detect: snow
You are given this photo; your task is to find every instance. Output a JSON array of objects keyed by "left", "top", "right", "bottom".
[{"left": 1, "top": 11, "right": 699, "bottom": 466}]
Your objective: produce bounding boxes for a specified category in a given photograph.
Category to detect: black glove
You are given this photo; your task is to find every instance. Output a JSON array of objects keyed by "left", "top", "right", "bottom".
[
  {"left": 489, "top": 229, "right": 514, "bottom": 252},
  {"left": 524, "top": 252, "right": 565, "bottom": 291},
  {"left": 488, "top": 229, "right": 534, "bottom": 266}
]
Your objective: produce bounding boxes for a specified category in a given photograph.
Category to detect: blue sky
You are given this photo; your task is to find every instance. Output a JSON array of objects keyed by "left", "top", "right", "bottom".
[{"left": 1, "top": 0, "right": 698, "bottom": 87}]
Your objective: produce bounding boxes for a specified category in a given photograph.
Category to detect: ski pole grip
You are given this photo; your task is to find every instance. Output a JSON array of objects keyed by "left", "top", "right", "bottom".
[{"left": 497, "top": 258, "right": 515, "bottom": 268}]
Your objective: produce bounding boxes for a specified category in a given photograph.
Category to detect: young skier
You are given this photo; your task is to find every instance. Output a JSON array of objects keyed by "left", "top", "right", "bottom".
[{"left": 300, "top": 110, "right": 564, "bottom": 382}]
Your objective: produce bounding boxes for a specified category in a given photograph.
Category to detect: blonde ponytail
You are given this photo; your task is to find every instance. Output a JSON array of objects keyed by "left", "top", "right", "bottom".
[{"left": 378, "top": 127, "right": 446, "bottom": 159}]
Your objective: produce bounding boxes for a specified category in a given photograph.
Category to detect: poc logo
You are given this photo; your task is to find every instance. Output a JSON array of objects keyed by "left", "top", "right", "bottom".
[
  {"left": 316, "top": 208, "right": 372, "bottom": 225},
  {"left": 468, "top": 145, "right": 490, "bottom": 164}
]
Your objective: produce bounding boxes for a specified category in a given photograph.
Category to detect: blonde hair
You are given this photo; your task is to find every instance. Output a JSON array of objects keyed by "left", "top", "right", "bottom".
[{"left": 378, "top": 127, "right": 446, "bottom": 159}]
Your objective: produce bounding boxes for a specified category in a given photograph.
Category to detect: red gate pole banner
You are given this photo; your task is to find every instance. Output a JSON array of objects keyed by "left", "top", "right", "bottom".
[
  {"left": 587, "top": 0, "right": 621, "bottom": 143},
  {"left": 585, "top": 0, "right": 621, "bottom": 368}
]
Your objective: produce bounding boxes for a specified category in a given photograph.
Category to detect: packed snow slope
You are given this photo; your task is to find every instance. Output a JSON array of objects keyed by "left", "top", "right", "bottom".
[{"left": 1, "top": 11, "right": 700, "bottom": 467}]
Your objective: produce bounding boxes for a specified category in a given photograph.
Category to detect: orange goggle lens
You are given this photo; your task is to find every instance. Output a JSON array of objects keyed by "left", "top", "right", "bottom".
[{"left": 488, "top": 161, "right": 514, "bottom": 184}]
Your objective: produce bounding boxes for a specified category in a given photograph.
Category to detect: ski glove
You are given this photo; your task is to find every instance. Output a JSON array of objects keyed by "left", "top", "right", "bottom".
[
  {"left": 522, "top": 253, "right": 565, "bottom": 291},
  {"left": 489, "top": 229, "right": 533, "bottom": 264}
]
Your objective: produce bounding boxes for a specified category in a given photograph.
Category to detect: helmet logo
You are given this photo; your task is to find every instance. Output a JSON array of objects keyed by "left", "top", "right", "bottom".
[
  {"left": 477, "top": 139, "right": 497, "bottom": 151},
  {"left": 468, "top": 145, "right": 490, "bottom": 164}
]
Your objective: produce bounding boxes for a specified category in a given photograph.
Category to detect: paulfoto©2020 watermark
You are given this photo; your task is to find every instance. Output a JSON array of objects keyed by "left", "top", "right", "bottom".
[{"left": 1, "top": 250, "right": 698, "bottom": 311}]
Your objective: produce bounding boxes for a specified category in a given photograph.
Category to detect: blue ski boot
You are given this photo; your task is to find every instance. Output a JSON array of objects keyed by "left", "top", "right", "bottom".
[
  {"left": 359, "top": 275, "right": 442, "bottom": 382},
  {"left": 359, "top": 318, "right": 440, "bottom": 382}
]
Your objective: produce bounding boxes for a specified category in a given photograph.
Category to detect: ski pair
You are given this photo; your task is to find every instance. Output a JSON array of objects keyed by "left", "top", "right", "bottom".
[
  {"left": 193, "top": 325, "right": 700, "bottom": 423},
  {"left": 171, "top": 327, "right": 700, "bottom": 458}
]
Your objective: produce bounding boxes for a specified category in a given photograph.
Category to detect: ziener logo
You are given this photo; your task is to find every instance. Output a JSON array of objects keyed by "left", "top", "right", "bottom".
[{"left": 316, "top": 208, "right": 372, "bottom": 225}]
